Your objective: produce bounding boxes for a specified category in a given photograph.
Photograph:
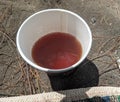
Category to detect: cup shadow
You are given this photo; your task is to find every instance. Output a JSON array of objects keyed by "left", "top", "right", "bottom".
[{"left": 48, "top": 58, "right": 99, "bottom": 91}]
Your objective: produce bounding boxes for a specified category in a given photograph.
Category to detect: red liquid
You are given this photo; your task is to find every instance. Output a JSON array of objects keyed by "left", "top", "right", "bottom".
[{"left": 32, "top": 32, "right": 82, "bottom": 69}]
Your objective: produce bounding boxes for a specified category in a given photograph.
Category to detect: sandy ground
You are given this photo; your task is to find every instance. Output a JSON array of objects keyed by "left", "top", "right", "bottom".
[{"left": 0, "top": 0, "right": 120, "bottom": 96}]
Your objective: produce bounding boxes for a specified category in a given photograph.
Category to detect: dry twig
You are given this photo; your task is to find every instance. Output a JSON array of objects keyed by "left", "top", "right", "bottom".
[{"left": 0, "top": 30, "right": 16, "bottom": 47}]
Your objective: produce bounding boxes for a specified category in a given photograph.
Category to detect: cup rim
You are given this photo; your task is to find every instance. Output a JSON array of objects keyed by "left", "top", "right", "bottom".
[{"left": 16, "top": 8, "right": 92, "bottom": 73}]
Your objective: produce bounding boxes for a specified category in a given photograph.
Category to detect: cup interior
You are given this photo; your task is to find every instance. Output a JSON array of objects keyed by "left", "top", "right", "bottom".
[{"left": 16, "top": 9, "right": 92, "bottom": 73}]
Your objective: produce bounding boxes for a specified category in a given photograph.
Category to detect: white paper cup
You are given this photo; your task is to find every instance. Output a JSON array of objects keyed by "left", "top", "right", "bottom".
[{"left": 16, "top": 9, "right": 92, "bottom": 73}]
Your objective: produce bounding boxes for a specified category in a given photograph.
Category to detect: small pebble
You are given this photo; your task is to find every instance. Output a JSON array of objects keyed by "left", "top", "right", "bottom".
[
  {"left": 109, "top": 23, "right": 112, "bottom": 26},
  {"left": 91, "top": 17, "right": 96, "bottom": 25},
  {"left": 114, "top": 50, "right": 118, "bottom": 55},
  {"left": 100, "top": 51, "right": 103, "bottom": 54},
  {"left": 117, "top": 59, "right": 120, "bottom": 69}
]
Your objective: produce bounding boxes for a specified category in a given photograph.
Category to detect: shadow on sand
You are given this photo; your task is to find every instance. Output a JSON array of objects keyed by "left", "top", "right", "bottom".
[{"left": 48, "top": 58, "right": 99, "bottom": 91}]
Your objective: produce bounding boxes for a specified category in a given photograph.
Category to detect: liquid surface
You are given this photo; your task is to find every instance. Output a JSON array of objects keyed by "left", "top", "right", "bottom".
[{"left": 32, "top": 32, "right": 82, "bottom": 69}]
